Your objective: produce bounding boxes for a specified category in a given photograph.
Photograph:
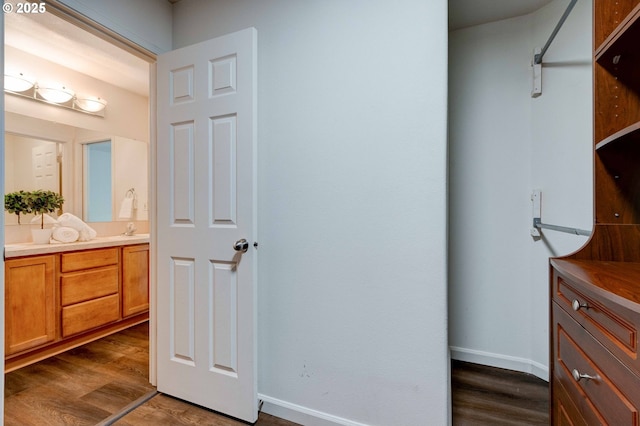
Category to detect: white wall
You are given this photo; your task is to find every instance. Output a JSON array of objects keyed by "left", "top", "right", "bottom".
[
  {"left": 529, "top": 0, "right": 593, "bottom": 374},
  {"left": 172, "top": 1, "right": 449, "bottom": 425},
  {"left": 57, "top": 0, "right": 172, "bottom": 54},
  {"left": 448, "top": 0, "right": 592, "bottom": 379},
  {"left": 113, "top": 136, "right": 149, "bottom": 222},
  {"left": 5, "top": 45, "right": 149, "bottom": 142}
]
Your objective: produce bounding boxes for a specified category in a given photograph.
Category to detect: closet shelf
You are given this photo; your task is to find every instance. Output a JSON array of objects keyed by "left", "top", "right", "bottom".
[
  {"left": 595, "top": 3, "right": 640, "bottom": 65},
  {"left": 596, "top": 121, "right": 640, "bottom": 151}
]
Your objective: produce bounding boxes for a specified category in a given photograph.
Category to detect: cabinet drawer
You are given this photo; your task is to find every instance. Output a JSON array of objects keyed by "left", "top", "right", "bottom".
[
  {"left": 61, "top": 266, "right": 119, "bottom": 306},
  {"left": 553, "top": 268, "right": 640, "bottom": 375},
  {"left": 60, "top": 248, "right": 118, "bottom": 272},
  {"left": 552, "top": 377, "right": 588, "bottom": 426},
  {"left": 553, "top": 302, "right": 640, "bottom": 425},
  {"left": 61, "top": 294, "right": 120, "bottom": 337}
]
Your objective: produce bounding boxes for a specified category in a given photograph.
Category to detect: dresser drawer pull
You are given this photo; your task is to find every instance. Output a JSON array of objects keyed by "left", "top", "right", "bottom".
[
  {"left": 572, "top": 368, "right": 598, "bottom": 382},
  {"left": 571, "top": 299, "right": 589, "bottom": 311}
]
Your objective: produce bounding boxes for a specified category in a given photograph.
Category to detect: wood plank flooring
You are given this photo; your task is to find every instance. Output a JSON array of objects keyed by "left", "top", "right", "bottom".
[
  {"left": 451, "top": 359, "right": 550, "bottom": 425},
  {"left": 5, "top": 322, "right": 298, "bottom": 426},
  {"left": 5, "top": 323, "right": 154, "bottom": 425},
  {"left": 6, "top": 324, "right": 549, "bottom": 425}
]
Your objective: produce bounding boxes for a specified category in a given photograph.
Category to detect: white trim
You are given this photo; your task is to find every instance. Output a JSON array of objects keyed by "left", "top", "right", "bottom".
[
  {"left": 51, "top": 0, "right": 169, "bottom": 55},
  {"left": 450, "top": 346, "right": 549, "bottom": 382},
  {"left": 1, "top": 12, "right": 6, "bottom": 420},
  {"left": 148, "top": 61, "right": 158, "bottom": 387},
  {"left": 258, "top": 394, "right": 370, "bottom": 426}
]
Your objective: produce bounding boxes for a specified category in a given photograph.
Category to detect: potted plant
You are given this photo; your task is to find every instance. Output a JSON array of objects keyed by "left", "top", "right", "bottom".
[
  {"left": 25, "top": 190, "right": 64, "bottom": 244},
  {"left": 4, "top": 190, "right": 32, "bottom": 224}
]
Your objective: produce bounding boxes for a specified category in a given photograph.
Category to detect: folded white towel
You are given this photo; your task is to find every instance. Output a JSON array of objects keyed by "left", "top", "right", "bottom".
[
  {"left": 119, "top": 196, "right": 134, "bottom": 219},
  {"left": 57, "top": 213, "right": 97, "bottom": 241},
  {"left": 30, "top": 214, "right": 58, "bottom": 225},
  {"left": 52, "top": 226, "right": 79, "bottom": 243}
]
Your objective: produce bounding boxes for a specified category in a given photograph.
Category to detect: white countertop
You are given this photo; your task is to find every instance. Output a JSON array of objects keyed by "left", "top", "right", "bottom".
[{"left": 5, "top": 234, "right": 150, "bottom": 258}]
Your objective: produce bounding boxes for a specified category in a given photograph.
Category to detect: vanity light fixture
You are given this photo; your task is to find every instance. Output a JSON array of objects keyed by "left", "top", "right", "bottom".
[
  {"left": 74, "top": 96, "right": 107, "bottom": 112},
  {"left": 36, "top": 82, "right": 75, "bottom": 103},
  {"left": 4, "top": 72, "right": 35, "bottom": 93},
  {"left": 4, "top": 71, "right": 107, "bottom": 117}
]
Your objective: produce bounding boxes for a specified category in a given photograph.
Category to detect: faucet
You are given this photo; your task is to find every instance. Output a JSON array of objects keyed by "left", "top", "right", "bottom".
[{"left": 123, "top": 222, "right": 137, "bottom": 236}]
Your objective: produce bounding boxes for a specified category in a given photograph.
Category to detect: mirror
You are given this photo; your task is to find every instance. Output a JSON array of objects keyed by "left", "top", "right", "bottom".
[
  {"left": 5, "top": 134, "right": 60, "bottom": 225},
  {"left": 84, "top": 140, "right": 112, "bottom": 222},
  {"left": 4, "top": 113, "right": 148, "bottom": 224}
]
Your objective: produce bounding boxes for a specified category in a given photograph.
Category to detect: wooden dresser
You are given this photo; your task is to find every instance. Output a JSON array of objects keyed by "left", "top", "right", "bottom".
[{"left": 549, "top": 1, "right": 640, "bottom": 424}]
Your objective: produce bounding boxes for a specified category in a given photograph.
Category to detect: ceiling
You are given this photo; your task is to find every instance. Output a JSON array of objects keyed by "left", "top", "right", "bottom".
[
  {"left": 449, "top": 0, "right": 554, "bottom": 30},
  {"left": 4, "top": 11, "right": 149, "bottom": 97}
]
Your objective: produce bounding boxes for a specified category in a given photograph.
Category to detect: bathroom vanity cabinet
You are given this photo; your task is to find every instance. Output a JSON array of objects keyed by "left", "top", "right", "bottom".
[
  {"left": 4, "top": 241, "right": 149, "bottom": 372},
  {"left": 549, "top": 1, "right": 640, "bottom": 423},
  {"left": 122, "top": 244, "right": 150, "bottom": 317},
  {"left": 60, "top": 247, "right": 121, "bottom": 337},
  {"left": 5, "top": 254, "right": 56, "bottom": 355}
]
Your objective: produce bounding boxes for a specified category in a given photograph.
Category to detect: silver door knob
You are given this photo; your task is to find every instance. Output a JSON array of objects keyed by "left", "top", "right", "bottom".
[{"left": 233, "top": 239, "right": 249, "bottom": 253}]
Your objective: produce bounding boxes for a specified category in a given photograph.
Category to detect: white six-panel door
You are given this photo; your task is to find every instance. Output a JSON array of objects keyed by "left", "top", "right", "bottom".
[
  {"left": 31, "top": 144, "right": 58, "bottom": 191},
  {"left": 156, "top": 28, "right": 257, "bottom": 423}
]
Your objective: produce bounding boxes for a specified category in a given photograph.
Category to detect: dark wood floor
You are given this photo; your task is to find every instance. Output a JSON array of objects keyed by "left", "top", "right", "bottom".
[
  {"left": 5, "top": 322, "right": 298, "bottom": 426},
  {"left": 451, "top": 359, "right": 550, "bottom": 425},
  {"left": 5, "top": 325, "right": 549, "bottom": 425}
]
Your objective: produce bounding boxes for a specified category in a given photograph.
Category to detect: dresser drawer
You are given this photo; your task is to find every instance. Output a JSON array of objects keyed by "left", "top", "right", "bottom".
[
  {"left": 553, "top": 268, "right": 640, "bottom": 375},
  {"left": 61, "top": 294, "right": 120, "bottom": 337},
  {"left": 60, "top": 248, "right": 119, "bottom": 273},
  {"left": 61, "top": 266, "right": 119, "bottom": 306},
  {"left": 552, "top": 377, "right": 588, "bottom": 426},
  {"left": 553, "top": 302, "right": 640, "bottom": 425}
]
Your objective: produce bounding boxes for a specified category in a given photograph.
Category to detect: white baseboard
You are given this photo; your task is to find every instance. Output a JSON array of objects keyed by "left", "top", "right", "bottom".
[
  {"left": 450, "top": 346, "right": 549, "bottom": 381},
  {"left": 258, "top": 394, "right": 370, "bottom": 426}
]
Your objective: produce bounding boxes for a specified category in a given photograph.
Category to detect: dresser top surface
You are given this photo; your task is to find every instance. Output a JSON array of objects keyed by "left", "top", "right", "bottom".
[{"left": 552, "top": 258, "right": 640, "bottom": 307}]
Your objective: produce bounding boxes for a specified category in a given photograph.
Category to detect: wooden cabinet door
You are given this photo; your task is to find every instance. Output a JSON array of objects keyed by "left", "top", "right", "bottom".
[
  {"left": 122, "top": 244, "right": 149, "bottom": 317},
  {"left": 5, "top": 255, "right": 56, "bottom": 355}
]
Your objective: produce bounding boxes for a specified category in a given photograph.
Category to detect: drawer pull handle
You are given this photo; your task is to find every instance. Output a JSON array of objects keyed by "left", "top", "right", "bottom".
[
  {"left": 572, "top": 369, "right": 598, "bottom": 382},
  {"left": 572, "top": 299, "right": 589, "bottom": 311}
]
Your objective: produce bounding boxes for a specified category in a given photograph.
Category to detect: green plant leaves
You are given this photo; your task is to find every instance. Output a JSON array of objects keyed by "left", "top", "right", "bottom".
[{"left": 4, "top": 190, "right": 64, "bottom": 227}]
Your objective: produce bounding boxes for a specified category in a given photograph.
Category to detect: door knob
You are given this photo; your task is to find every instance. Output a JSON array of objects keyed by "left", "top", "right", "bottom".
[
  {"left": 233, "top": 238, "right": 249, "bottom": 253},
  {"left": 572, "top": 369, "right": 597, "bottom": 382}
]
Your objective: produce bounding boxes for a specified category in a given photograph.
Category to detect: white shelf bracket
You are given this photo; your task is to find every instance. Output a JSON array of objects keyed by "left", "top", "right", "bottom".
[
  {"left": 531, "top": 189, "right": 542, "bottom": 237},
  {"left": 530, "top": 0, "right": 578, "bottom": 98},
  {"left": 531, "top": 48, "right": 542, "bottom": 98}
]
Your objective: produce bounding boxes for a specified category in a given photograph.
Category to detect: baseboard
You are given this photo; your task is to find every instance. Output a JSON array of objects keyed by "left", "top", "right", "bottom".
[
  {"left": 258, "top": 394, "right": 370, "bottom": 426},
  {"left": 450, "top": 346, "right": 549, "bottom": 381}
]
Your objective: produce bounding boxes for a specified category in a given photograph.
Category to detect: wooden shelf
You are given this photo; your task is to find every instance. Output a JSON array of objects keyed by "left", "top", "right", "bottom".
[
  {"left": 551, "top": 259, "right": 640, "bottom": 306},
  {"left": 596, "top": 3, "right": 640, "bottom": 65},
  {"left": 595, "top": 0, "right": 640, "bottom": 50},
  {"left": 596, "top": 121, "right": 640, "bottom": 150}
]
